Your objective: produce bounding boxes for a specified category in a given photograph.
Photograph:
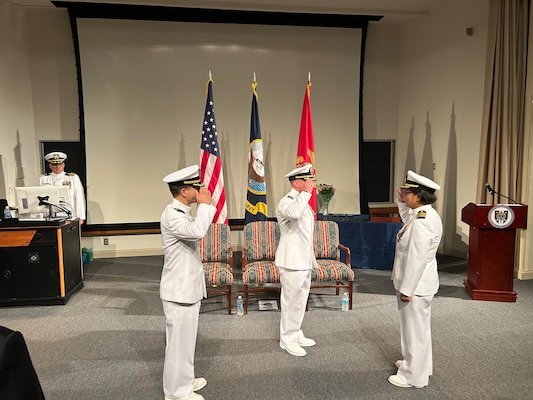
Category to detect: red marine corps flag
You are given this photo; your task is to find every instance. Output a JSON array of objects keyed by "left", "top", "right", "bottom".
[
  {"left": 199, "top": 72, "right": 228, "bottom": 224},
  {"left": 295, "top": 75, "right": 317, "bottom": 217}
]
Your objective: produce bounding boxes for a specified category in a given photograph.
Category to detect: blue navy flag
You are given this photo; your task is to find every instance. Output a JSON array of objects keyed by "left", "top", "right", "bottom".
[{"left": 245, "top": 81, "right": 267, "bottom": 223}]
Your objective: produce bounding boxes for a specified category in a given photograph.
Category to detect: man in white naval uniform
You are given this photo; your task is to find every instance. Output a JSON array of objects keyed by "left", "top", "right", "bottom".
[
  {"left": 388, "top": 170, "right": 442, "bottom": 389},
  {"left": 275, "top": 164, "right": 318, "bottom": 357},
  {"left": 160, "top": 165, "right": 216, "bottom": 400},
  {"left": 38, "top": 151, "right": 86, "bottom": 224}
]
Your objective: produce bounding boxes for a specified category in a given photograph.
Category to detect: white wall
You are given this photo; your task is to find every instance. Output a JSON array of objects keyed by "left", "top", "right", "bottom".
[
  {"left": 26, "top": 7, "right": 79, "bottom": 144},
  {"left": 364, "top": 0, "right": 490, "bottom": 258},
  {"left": 0, "top": 0, "right": 39, "bottom": 197}
]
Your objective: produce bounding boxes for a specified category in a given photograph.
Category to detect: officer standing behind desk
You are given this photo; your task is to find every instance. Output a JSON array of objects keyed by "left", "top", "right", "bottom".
[
  {"left": 160, "top": 165, "right": 216, "bottom": 400},
  {"left": 38, "top": 151, "right": 86, "bottom": 224},
  {"left": 388, "top": 170, "right": 442, "bottom": 389},
  {"left": 275, "top": 164, "right": 318, "bottom": 357}
]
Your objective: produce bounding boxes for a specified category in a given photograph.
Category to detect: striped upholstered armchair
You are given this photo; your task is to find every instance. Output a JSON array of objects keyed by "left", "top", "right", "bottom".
[
  {"left": 311, "top": 220, "right": 354, "bottom": 310},
  {"left": 241, "top": 221, "right": 281, "bottom": 314},
  {"left": 200, "top": 223, "right": 234, "bottom": 314}
]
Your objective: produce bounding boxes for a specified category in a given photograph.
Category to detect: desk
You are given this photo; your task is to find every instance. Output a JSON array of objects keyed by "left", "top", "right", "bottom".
[
  {"left": 0, "top": 219, "right": 83, "bottom": 306},
  {"left": 319, "top": 214, "right": 402, "bottom": 270}
]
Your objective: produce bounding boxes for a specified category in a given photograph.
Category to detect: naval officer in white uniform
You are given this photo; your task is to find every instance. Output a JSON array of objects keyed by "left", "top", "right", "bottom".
[
  {"left": 160, "top": 165, "right": 216, "bottom": 400},
  {"left": 38, "top": 151, "right": 86, "bottom": 224},
  {"left": 275, "top": 164, "right": 318, "bottom": 357},
  {"left": 388, "top": 170, "right": 442, "bottom": 389}
]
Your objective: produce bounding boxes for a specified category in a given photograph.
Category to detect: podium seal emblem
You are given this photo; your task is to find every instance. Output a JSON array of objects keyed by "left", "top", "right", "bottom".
[{"left": 488, "top": 205, "right": 515, "bottom": 229}]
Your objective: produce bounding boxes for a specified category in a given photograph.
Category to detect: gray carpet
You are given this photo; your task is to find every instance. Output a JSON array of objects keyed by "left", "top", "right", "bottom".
[{"left": 1, "top": 255, "right": 533, "bottom": 400}]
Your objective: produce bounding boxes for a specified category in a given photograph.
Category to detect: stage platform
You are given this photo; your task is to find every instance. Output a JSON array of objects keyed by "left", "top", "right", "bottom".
[{"left": 318, "top": 214, "right": 402, "bottom": 270}]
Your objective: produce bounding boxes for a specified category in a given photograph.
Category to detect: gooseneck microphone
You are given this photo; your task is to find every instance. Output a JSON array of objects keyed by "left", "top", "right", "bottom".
[{"left": 485, "top": 182, "right": 518, "bottom": 204}]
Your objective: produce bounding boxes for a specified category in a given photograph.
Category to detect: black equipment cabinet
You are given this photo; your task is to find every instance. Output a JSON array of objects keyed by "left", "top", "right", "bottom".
[{"left": 0, "top": 219, "right": 83, "bottom": 306}]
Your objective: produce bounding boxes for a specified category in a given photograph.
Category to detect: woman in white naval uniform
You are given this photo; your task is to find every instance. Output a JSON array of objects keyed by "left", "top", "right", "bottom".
[
  {"left": 275, "top": 164, "right": 318, "bottom": 357},
  {"left": 38, "top": 151, "right": 86, "bottom": 224},
  {"left": 160, "top": 165, "right": 216, "bottom": 400},
  {"left": 388, "top": 170, "right": 442, "bottom": 389}
]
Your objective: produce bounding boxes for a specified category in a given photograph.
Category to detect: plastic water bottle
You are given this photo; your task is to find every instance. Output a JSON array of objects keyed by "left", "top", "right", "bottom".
[
  {"left": 3, "top": 206, "right": 12, "bottom": 219},
  {"left": 236, "top": 295, "right": 244, "bottom": 316},
  {"left": 341, "top": 292, "right": 349, "bottom": 311}
]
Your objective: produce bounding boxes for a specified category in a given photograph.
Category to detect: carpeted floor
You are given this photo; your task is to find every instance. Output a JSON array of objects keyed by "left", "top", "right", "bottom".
[{"left": 1, "top": 255, "right": 533, "bottom": 400}]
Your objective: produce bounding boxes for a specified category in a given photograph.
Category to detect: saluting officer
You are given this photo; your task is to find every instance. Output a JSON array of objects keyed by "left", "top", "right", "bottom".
[
  {"left": 388, "top": 170, "right": 443, "bottom": 389},
  {"left": 160, "top": 165, "right": 215, "bottom": 400},
  {"left": 38, "top": 151, "right": 86, "bottom": 224},
  {"left": 275, "top": 164, "right": 318, "bottom": 357}
]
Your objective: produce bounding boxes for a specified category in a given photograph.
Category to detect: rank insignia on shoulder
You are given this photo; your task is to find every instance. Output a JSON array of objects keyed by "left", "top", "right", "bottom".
[
  {"left": 287, "top": 196, "right": 294, "bottom": 200},
  {"left": 68, "top": 172, "right": 75, "bottom": 176},
  {"left": 417, "top": 210, "right": 427, "bottom": 219}
]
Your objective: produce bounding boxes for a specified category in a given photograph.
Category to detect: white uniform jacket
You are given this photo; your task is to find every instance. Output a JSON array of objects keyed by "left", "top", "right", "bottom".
[
  {"left": 160, "top": 199, "right": 216, "bottom": 304},
  {"left": 275, "top": 188, "right": 317, "bottom": 271},
  {"left": 392, "top": 201, "right": 442, "bottom": 297},
  {"left": 39, "top": 172, "right": 86, "bottom": 220}
]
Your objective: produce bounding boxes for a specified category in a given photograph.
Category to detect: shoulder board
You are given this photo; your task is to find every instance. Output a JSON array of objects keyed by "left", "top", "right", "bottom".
[
  {"left": 175, "top": 209, "right": 185, "bottom": 214},
  {"left": 417, "top": 210, "right": 427, "bottom": 219},
  {"left": 67, "top": 172, "right": 76, "bottom": 176},
  {"left": 39, "top": 173, "right": 46, "bottom": 177},
  {"left": 287, "top": 196, "right": 294, "bottom": 200}
]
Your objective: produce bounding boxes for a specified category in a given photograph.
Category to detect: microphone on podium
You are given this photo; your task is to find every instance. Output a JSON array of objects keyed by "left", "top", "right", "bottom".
[{"left": 485, "top": 182, "right": 518, "bottom": 204}]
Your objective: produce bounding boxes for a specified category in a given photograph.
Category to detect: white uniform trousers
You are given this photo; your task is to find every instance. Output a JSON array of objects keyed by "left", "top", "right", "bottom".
[
  {"left": 279, "top": 267, "right": 311, "bottom": 345},
  {"left": 396, "top": 292, "right": 433, "bottom": 387},
  {"left": 162, "top": 300, "right": 201, "bottom": 399}
]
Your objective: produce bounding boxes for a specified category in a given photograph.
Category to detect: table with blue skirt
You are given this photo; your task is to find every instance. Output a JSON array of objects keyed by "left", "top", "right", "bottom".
[{"left": 318, "top": 214, "right": 402, "bottom": 270}]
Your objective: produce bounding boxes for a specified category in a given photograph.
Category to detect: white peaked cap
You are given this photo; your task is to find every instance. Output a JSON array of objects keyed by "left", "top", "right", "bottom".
[
  {"left": 284, "top": 164, "right": 315, "bottom": 181},
  {"left": 44, "top": 151, "right": 67, "bottom": 164},
  {"left": 401, "top": 170, "right": 441, "bottom": 193},
  {"left": 163, "top": 165, "right": 203, "bottom": 186}
]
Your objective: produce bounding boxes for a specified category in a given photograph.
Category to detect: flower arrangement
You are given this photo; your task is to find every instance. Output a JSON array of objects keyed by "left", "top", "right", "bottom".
[
  {"left": 317, "top": 184, "right": 335, "bottom": 215},
  {"left": 317, "top": 184, "right": 335, "bottom": 197}
]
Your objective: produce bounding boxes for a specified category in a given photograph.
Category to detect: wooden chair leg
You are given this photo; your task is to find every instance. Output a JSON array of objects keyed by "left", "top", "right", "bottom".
[
  {"left": 244, "top": 284, "right": 249, "bottom": 314},
  {"left": 227, "top": 284, "right": 232, "bottom": 315},
  {"left": 348, "top": 281, "right": 353, "bottom": 310}
]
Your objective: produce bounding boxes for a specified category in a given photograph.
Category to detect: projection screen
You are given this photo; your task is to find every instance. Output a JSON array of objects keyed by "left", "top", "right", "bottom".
[{"left": 76, "top": 17, "right": 362, "bottom": 224}]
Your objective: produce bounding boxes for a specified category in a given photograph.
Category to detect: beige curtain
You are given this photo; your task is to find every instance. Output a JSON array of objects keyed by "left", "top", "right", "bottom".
[{"left": 477, "top": 0, "right": 530, "bottom": 204}]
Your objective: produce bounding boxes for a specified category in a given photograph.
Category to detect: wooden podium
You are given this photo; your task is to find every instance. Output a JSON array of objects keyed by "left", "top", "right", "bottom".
[
  {"left": 461, "top": 203, "right": 528, "bottom": 302},
  {"left": 0, "top": 219, "right": 83, "bottom": 306}
]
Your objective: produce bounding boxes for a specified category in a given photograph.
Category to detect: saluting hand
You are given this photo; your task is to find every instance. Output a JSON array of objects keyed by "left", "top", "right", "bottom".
[
  {"left": 397, "top": 188, "right": 406, "bottom": 203},
  {"left": 196, "top": 187, "right": 212, "bottom": 205},
  {"left": 303, "top": 180, "right": 314, "bottom": 193}
]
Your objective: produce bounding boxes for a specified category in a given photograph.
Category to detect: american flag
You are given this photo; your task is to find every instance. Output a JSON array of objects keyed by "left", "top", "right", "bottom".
[{"left": 200, "top": 79, "right": 228, "bottom": 224}]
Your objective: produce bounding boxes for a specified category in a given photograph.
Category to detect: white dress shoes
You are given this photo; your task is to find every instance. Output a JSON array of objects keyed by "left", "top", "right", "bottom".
[
  {"left": 193, "top": 377, "right": 207, "bottom": 392},
  {"left": 298, "top": 337, "right": 316, "bottom": 347},
  {"left": 280, "top": 341, "right": 307, "bottom": 356},
  {"left": 387, "top": 374, "right": 425, "bottom": 389},
  {"left": 167, "top": 392, "right": 205, "bottom": 400},
  {"left": 164, "top": 378, "right": 207, "bottom": 400}
]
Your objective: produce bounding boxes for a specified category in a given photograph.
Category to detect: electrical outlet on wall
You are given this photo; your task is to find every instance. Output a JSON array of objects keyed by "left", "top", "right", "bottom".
[{"left": 104, "top": 238, "right": 109, "bottom": 245}]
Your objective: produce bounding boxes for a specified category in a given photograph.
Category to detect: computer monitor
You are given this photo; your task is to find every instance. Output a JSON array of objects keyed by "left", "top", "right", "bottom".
[{"left": 15, "top": 186, "right": 72, "bottom": 219}]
